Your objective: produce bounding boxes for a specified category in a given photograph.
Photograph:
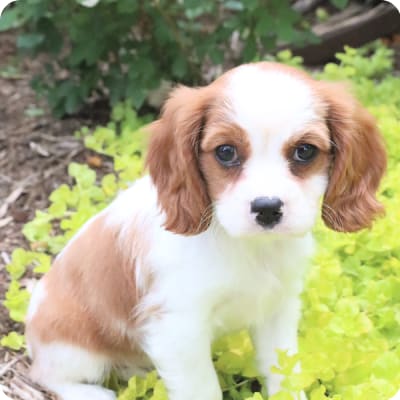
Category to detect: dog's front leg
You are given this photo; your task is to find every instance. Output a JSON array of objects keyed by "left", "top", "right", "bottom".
[
  {"left": 251, "top": 296, "right": 306, "bottom": 399},
  {"left": 142, "top": 313, "right": 222, "bottom": 400}
]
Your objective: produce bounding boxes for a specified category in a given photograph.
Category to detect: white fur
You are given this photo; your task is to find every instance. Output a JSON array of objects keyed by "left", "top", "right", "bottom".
[
  {"left": 26, "top": 280, "right": 46, "bottom": 323},
  {"left": 391, "top": 391, "right": 400, "bottom": 400},
  {"left": 28, "top": 176, "right": 313, "bottom": 399},
  {"left": 27, "top": 66, "right": 331, "bottom": 400},
  {"left": 29, "top": 342, "right": 114, "bottom": 400},
  {"left": 26, "top": 280, "right": 47, "bottom": 358},
  {"left": 216, "top": 66, "right": 328, "bottom": 237},
  {"left": 124, "top": 178, "right": 313, "bottom": 400},
  {"left": 227, "top": 65, "right": 317, "bottom": 138}
]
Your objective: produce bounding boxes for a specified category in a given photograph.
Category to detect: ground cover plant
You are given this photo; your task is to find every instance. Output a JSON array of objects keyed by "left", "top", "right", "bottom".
[{"left": 2, "top": 43, "right": 400, "bottom": 399}]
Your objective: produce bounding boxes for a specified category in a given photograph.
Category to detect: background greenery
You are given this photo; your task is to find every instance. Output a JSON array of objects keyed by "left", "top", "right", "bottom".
[
  {"left": 2, "top": 42, "right": 400, "bottom": 399},
  {"left": 0, "top": 0, "right": 353, "bottom": 116}
]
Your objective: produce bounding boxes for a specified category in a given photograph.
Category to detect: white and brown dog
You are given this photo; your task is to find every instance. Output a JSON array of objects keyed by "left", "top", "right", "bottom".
[{"left": 25, "top": 62, "right": 386, "bottom": 400}]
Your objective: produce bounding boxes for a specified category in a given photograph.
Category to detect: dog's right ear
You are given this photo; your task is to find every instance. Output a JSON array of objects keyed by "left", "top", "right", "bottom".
[{"left": 146, "top": 86, "right": 212, "bottom": 236}]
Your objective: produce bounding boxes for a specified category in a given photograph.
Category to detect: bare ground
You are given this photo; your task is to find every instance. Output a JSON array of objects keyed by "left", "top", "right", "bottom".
[{"left": 0, "top": 30, "right": 112, "bottom": 399}]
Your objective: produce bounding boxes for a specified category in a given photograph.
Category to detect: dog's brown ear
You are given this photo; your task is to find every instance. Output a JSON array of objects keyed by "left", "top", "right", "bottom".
[
  {"left": 317, "top": 82, "right": 387, "bottom": 232},
  {"left": 146, "top": 86, "right": 211, "bottom": 235}
]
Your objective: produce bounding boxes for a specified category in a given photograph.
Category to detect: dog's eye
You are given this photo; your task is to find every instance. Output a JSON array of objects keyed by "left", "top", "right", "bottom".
[
  {"left": 215, "top": 145, "right": 240, "bottom": 167},
  {"left": 293, "top": 144, "right": 318, "bottom": 163}
]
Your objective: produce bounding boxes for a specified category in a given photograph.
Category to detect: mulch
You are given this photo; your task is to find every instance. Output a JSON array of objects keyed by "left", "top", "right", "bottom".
[{"left": 0, "top": 29, "right": 111, "bottom": 400}]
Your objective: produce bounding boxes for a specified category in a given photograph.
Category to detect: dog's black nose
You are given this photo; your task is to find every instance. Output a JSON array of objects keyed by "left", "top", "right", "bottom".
[{"left": 250, "top": 197, "right": 283, "bottom": 228}]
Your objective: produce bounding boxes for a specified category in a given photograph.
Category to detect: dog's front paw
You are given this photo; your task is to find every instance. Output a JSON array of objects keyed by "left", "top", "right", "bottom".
[
  {"left": 389, "top": 390, "right": 400, "bottom": 400},
  {"left": 48, "top": 383, "right": 116, "bottom": 400},
  {"left": 298, "top": 390, "right": 307, "bottom": 400},
  {"left": 170, "top": 385, "right": 222, "bottom": 400}
]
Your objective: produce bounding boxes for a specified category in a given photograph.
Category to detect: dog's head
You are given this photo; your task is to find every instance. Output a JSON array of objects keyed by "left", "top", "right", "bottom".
[{"left": 146, "top": 63, "right": 386, "bottom": 237}]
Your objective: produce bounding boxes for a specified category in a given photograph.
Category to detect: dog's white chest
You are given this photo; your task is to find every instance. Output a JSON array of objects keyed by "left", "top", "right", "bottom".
[
  {"left": 209, "top": 238, "right": 311, "bottom": 336},
  {"left": 210, "top": 268, "right": 283, "bottom": 334},
  {"left": 147, "top": 218, "right": 312, "bottom": 337}
]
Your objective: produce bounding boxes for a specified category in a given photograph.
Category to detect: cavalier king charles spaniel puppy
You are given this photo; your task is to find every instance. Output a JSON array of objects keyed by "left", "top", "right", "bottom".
[{"left": 26, "top": 62, "right": 386, "bottom": 400}]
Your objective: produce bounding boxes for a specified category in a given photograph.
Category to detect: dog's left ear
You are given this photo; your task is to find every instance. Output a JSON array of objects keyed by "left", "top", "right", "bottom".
[
  {"left": 318, "top": 82, "right": 387, "bottom": 232},
  {"left": 146, "top": 85, "right": 212, "bottom": 235}
]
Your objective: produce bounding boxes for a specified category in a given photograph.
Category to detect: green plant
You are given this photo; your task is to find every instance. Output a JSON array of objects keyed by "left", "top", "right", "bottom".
[
  {"left": 319, "top": 43, "right": 394, "bottom": 82},
  {"left": 0, "top": 0, "right": 316, "bottom": 116},
  {"left": 329, "top": 0, "right": 349, "bottom": 9},
  {"left": 264, "top": 49, "right": 304, "bottom": 68},
  {"left": 2, "top": 44, "right": 400, "bottom": 400}
]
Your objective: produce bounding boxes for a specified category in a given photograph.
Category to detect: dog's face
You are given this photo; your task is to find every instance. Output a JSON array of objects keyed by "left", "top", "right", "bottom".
[
  {"left": 199, "top": 65, "right": 331, "bottom": 237},
  {"left": 147, "top": 63, "right": 386, "bottom": 237}
]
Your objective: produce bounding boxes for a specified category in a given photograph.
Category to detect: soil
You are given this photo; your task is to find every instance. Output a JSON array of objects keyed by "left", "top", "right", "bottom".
[{"left": 0, "top": 30, "right": 112, "bottom": 399}]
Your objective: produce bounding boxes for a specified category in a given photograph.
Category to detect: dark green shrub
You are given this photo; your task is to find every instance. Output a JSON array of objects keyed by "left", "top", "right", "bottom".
[{"left": 1, "top": 0, "right": 318, "bottom": 116}]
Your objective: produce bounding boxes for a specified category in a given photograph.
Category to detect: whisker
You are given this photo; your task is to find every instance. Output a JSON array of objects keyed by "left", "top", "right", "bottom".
[
  {"left": 196, "top": 203, "right": 215, "bottom": 234},
  {"left": 322, "top": 204, "right": 344, "bottom": 231}
]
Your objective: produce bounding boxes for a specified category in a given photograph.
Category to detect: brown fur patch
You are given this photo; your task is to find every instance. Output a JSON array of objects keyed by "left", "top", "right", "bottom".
[
  {"left": 315, "top": 82, "right": 387, "bottom": 232},
  {"left": 146, "top": 83, "right": 226, "bottom": 235},
  {"left": 283, "top": 125, "right": 332, "bottom": 179},
  {"left": 200, "top": 122, "right": 251, "bottom": 200},
  {"left": 26, "top": 213, "right": 150, "bottom": 361}
]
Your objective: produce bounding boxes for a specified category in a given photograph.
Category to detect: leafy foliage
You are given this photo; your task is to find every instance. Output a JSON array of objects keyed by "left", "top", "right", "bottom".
[
  {"left": 1, "top": 331, "right": 25, "bottom": 351},
  {"left": 2, "top": 43, "right": 400, "bottom": 399},
  {"left": 329, "top": 0, "right": 349, "bottom": 9},
  {"left": 0, "top": 0, "right": 316, "bottom": 116}
]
